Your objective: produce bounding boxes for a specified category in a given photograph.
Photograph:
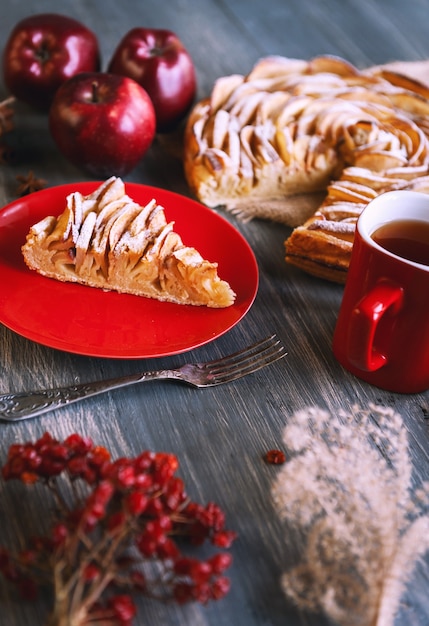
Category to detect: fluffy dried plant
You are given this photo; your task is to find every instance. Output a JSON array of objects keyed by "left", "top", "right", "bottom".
[{"left": 271, "top": 404, "right": 429, "bottom": 626}]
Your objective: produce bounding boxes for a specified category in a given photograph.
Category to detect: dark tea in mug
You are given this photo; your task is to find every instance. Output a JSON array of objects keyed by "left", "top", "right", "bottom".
[{"left": 371, "top": 219, "right": 429, "bottom": 266}]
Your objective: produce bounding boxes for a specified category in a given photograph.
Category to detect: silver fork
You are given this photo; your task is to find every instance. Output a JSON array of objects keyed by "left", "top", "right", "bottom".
[{"left": 0, "top": 335, "right": 286, "bottom": 422}]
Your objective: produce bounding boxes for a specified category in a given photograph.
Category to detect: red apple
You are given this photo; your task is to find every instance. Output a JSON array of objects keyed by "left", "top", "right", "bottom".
[
  {"left": 49, "top": 72, "right": 156, "bottom": 178},
  {"left": 108, "top": 28, "right": 197, "bottom": 132},
  {"left": 2, "top": 13, "right": 101, "bottom": 111}
]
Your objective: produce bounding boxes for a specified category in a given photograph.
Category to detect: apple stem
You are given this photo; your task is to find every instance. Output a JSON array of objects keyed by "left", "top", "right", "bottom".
[
  {"left": 91, "top": 82, "right": 99, "bottom": 103},
  {"left": 35, "top": 44, "right": 50, "bottom": 64}
]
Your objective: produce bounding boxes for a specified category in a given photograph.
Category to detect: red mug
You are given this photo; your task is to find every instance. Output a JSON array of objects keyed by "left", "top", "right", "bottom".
[{"left": 332, "top": 190, "right": 429, "bottom": 393}]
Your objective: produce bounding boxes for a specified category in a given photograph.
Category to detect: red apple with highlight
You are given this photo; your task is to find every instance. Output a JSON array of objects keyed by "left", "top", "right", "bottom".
[
  {"left": 108, "top": 28, "right": 197, "bottom": 132},
  {"left": 2, "top": 13, "right": 101, "bottom": 110},
  {"left": 49, "top": 72, "right": 156, "bottom": 178}
]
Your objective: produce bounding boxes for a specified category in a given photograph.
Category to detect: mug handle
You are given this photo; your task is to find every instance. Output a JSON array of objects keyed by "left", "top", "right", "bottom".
[{"left": 347, "top": 281, "right": 404, "bottom": 372}]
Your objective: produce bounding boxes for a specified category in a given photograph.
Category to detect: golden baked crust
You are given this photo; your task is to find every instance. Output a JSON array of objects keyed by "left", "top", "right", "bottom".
[
  {"left": 22, "top": 177, "right": 236, "bottom": 308},
  {"left": 285, "top": 165, "right": 429, "bottom": 283},
  {"left": 184, "top": 55, "right": 429, "bottom": 281},
  {"left": 284, "top": 212, "right": 355, "bottom": 283}
]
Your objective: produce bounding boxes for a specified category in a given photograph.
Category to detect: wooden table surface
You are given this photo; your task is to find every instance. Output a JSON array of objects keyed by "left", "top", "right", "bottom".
[{"left": 0, "top": 1, "right": 429, "bottom": 625}]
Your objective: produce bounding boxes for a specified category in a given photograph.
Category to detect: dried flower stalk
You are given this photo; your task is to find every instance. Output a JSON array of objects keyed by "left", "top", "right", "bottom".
[{"left": 271, "top": 404, "right": 429, "bottom": 626}]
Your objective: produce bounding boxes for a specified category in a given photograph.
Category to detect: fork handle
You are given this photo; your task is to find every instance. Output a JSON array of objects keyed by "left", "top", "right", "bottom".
[{"left": 0, "top": 370, "right": 176, "bottom": 422}]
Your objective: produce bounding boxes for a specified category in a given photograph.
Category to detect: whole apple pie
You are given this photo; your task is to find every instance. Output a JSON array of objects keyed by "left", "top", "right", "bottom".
[
  {"left": 184, "top": 55, "right": 429, "bottom": 282},
  {"left": 22, "top": 177, "right": 236, "bottom": 308}
]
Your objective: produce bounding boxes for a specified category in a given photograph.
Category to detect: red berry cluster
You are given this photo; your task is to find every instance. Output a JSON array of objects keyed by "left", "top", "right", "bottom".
[{"left": 0, "top": 432, "right": 236, "bottom": 626}]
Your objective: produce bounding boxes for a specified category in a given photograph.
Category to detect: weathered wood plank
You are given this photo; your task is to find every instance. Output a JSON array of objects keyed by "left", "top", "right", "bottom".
[{"left": 0, "top": 1, "right": 428, "bottom": 625}]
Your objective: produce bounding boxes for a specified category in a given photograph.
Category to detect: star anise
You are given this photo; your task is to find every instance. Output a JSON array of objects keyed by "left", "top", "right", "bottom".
[
  {"left": 0, "top": 96, "right": 15, "bottom": 135},
  {"left": 16, "top": 170, "right": 47, "bottom": 196}
]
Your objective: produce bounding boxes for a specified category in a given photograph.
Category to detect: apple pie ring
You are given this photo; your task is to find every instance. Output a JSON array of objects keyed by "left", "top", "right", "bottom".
[{"left": 184, "top": 55, "right": 429, "bottom": 282}]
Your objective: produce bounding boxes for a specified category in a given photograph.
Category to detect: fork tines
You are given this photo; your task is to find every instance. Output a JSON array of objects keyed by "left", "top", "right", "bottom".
[{"left": 207, "top": 334, "right": 287, "bottom": 384}]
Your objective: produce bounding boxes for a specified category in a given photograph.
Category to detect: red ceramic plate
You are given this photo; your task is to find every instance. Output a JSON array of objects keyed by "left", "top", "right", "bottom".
[{"left": 0, "top": 182, "right": 258, "bottom": 358}]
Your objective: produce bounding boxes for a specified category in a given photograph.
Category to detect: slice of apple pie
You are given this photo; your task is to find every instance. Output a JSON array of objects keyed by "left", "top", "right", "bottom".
[{"left": 22, "top": 176, "right": 236, "bottom": 308}]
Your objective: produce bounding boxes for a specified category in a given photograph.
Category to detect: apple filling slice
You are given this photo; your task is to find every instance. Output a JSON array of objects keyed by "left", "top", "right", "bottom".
[{"left": 22, "top": 176, "right": 236, "bottom": 308}]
